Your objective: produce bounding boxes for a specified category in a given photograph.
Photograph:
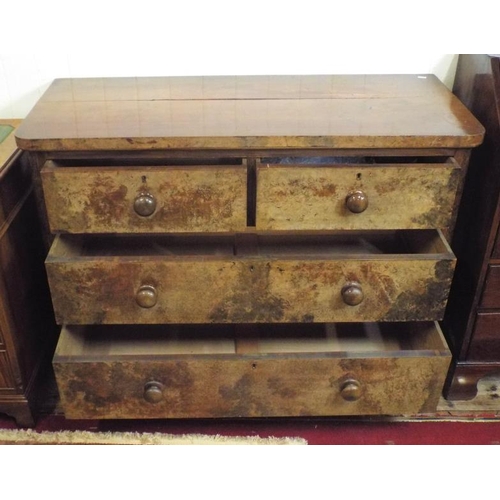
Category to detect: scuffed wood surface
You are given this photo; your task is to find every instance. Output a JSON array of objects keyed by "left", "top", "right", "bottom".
[
  {"left": 41, "top": 163, "right": 247, "bottom": 233},
  {"left": 46, "top": 249, "right": 456, "bottom": 324},
  {"left": 257, "top": 163, "right": 461, "bottom": 231},
  {"left": 52, "top": 322, "right": 451, "bottom": 419}
]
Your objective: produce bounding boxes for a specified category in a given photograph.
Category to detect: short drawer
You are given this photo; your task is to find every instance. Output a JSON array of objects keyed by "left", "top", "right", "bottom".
[
  {"left": 256, "top": 158, "right": 460, "bottom": 231},
  {"left": 480, "top": 265, "right": 500, "bottom": 309},
  {"left": 41, "top": 160, "right": 247, "bottom": 233},
  {"left": 52, "top": 322, "right": 451, "bottom": 419},
  {"left": 45, "top": 230, "right": 456, "bottom": 324},
  {"left": 468, "top": 312, "right": 500, "bottom": 361}
]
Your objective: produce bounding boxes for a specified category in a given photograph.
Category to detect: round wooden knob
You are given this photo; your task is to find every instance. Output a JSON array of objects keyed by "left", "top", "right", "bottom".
[
  {"left": 134, "top": 193, "right": 156, "bottom": 217},
  {"left": 340, "top": 378, "right": 362, "bottom": 401},
  {"left": 341, "top": 282, "right": 364, "bottom": 306},
  {"left": 144, "top": 381, "right": 164, "bottom": 404},
  {"left": 346, "top": 190, "right": 368, "bottom": 213},
  {"left": 136, "top": 285, "right": 157, "bottom": 308}
]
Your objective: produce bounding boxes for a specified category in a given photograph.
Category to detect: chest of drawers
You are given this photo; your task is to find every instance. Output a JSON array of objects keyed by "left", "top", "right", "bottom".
[
  {"left": 0, "top": 120, "right": 57, "bottom": 426},
  {"left": 441, "top": 54, "right": 500, "bottom": 400},
  {"left": 15, "top": 75, "right": 484, "bottom": 419}
]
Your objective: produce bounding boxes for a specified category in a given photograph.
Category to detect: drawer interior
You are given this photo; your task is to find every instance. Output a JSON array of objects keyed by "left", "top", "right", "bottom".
[
  {"left": 48, "top": 229, "right": 454, "bottom": 260},
  {"left": 54, "top": 322, "right": 450, "bottom": 361},
  {"left": 260, "top": 155, "right": 452, "bottom": 165}
]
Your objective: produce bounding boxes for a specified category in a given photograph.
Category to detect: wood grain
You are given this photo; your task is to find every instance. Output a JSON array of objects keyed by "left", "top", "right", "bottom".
[
  {"left": 41, "top": 162, "right": 247, "bottom": 233},
  {"left": 52, "top": 322, "right": 451, "bottom": 419},
  {"left": 15, "top": 75, "right": 484, "bottom": 151},
  {"left": 45, "top": 231, "right": 456, "bottom": 324},
  {"left": 256, "top": 161, "right": 461, "bottom": 231}
]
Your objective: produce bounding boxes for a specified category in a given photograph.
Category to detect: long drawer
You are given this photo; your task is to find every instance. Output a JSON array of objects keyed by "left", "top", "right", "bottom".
[
  {"left": 256, "top": 158, "right": 460, "bottom": 231},
  {"left": 52, "top": 322, "right": 451, "bottom": 419},
  {"left": 45, "top": 230, "right": 456, "bottom": 324},
  {"left": 41, "top": 160, "right": 248, "bottom": 233}
]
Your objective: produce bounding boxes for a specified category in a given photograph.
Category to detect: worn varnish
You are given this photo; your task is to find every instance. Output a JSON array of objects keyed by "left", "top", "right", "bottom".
[
  {"left": 12, "top": 74, "right": 484, "bottom": 420},
  {"left": 15, "top": 75, "right": 484, "bottom": 151},
  {"left": 41, "top": 162, "right": 247, "bottom": 233},
  {"left": 52, "top": 322, "right": 451, "bottom": 419},
  {"left": 45, "top": 231, "right": 456, "bottom": 325},
  {"left": 256, "top": 160, "right": 461, "bottom": 231}
]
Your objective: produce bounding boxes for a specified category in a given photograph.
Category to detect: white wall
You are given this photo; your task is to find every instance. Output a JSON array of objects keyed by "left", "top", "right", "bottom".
[
  {"left": 0, "top": 54, "right": 459, "bottom": 119},
  {"left": 0, "top": 0, "right": 491, "bottom": 119}
]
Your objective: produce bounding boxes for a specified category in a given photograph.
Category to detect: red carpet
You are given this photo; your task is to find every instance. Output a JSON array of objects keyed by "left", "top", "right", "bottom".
[{"left": 1, "top": 414, "right": 499, "bottom": 444}]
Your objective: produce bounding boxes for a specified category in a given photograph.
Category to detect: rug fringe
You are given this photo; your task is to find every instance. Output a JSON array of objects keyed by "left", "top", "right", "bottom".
[{"left": 0, "top": 429, "right": 307, "bottom": 445}]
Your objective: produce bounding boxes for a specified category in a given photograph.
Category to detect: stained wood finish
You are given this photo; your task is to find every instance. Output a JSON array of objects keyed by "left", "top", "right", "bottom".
[
  {"left": 41, "top": 162, "right": 247, "bottom": 233},
  {"left": 468, "top": 312, "right": 500, "bottom": 360},
  {"left": 15, "top": 75, "right": 484, "bottom": 151},
  {"left": 479, "top": 265, "right": 500, "bottom": 308},
  {"left": 52, "top": 322, "right": 451, "bottom": 419},
  {"left": 0, "top": 121, "right": 58, "bottom": 426},
  {"left": 45, "top": 231, "right": 455, "bottom": 325},
  {"left": 13, "top": 75, "right": 483, "bottom": 417},
  {"left": 256, "top": 160, "right": 460, "bottom": 231},
  {"left": 442, "top": 55, "right": 500, "bottom": 400}
]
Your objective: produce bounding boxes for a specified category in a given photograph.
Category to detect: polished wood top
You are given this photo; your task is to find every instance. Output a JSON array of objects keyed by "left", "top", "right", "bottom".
[
  {"left": 0, "top": 119, "right": 21, "bottom": 166},
  {"left": 15, "top": 75, "right": 484, "bottom": 151}
]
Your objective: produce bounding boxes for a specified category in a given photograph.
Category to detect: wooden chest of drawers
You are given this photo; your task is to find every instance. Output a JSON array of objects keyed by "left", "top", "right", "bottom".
[
  {"left": 442, "top": 54, "right": 500, "bottom": 399},
  {"left": 0, "top": 120, "right": 57, "bottom": 426},
  {"left": 15, "top": 75, "right": 484, "bottom": 418}
]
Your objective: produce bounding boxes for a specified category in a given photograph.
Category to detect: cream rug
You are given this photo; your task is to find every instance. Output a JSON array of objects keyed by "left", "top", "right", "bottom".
[{"left": 0, "top": 429, "right": 307, "bottom": 445}]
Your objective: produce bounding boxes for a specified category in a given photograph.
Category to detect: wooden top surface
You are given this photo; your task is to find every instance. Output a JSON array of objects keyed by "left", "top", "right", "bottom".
[
  {"left": 15, "top": 75, "right": 484, "bottom": 151},
  {"left": 0, "top": 119, "right": 21, "bottom": 166}
]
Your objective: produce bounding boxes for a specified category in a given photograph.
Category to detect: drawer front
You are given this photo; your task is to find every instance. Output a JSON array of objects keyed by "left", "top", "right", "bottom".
[
  {"left": 256, "top": 162, "right": 460, "bottom": 230},
  {"left": 46, "top": 233, "right": 456, "bottom": 325},
  {"left": 480, "top": 265, "right": 500, "bottom": 309},
  {"left": 52, "top": 322, "right": 451, "bottom": 419},
  {"left": 0, "top": 351, "right": 15, "bottom": 389},
  {"left": 468, "top": 312, "right": 500, "bottom": 361},
  {"left": 41, "top": 162, "right": 247, "bottom": 233}
]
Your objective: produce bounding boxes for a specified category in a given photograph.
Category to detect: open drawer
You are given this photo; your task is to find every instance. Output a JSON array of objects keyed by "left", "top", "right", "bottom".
[
  {"left": 45, "top": 230, "right": 456, "bottom": 325},
  {"left": 52, "top": 321, "right": 451, "bottom": 419},
  {"left": 256, "top": 157, "right": 460, "bottom": 231},
  {"left": 40, "top": 159, "right": 248, "bottom": 233}
]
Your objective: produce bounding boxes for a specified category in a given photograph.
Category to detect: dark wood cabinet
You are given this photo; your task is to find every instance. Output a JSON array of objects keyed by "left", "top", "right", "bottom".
[
  {"left": 442, "top": 54, "right": 500, "bottom": 400},
  {"left": 0, "top": 120, "right": 57, "bottom": 426}
]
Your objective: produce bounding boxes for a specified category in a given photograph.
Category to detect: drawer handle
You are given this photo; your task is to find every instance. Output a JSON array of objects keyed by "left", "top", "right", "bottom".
[
  {"left": 340, "top": 378, "right": 362, "bottom": 401},
  {"left": 144, "top": 381, "right": 164, "bottom": 404},
  {"left": 341, "top": 282, "right": 364, "bottom": 306},
  {"left": 345, "top": 190, "right": 368, "bottom": 213},
  {"left": 134, "top": 193, "right": 157, "bottom": 217},
  {"left": 136, "top": 285, "right": 158, "bottom": 308}
]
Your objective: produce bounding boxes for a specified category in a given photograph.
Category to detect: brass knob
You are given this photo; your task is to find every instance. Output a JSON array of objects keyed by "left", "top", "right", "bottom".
[
  {"left": 346, "top": 190, "right": 368, "bottom": 213},
  {"left": 134, "top": 193, "right": 156, "bottom": 217},
  {"left": 136, "top": 285, "right": 158, "bottom": 308},
  {"left": 144, "top": 381, "right": 164, "bottom": 404},
  {"left": 341, "top": 282, "right": 364, "bottom": 306},
  {"left": 340, "top": 378, "right": 362, "bottom": 401}
]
